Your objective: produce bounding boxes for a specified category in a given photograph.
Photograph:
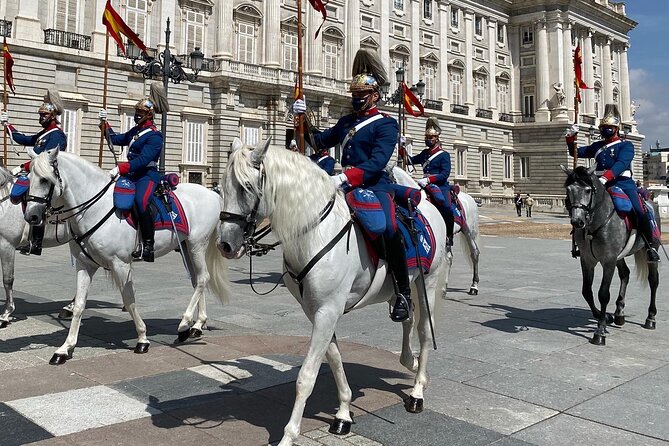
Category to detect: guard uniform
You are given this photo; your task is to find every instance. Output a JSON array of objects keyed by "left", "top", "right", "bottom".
[{"left": 309, "top": 151, "right": 336, "bottom": 176}]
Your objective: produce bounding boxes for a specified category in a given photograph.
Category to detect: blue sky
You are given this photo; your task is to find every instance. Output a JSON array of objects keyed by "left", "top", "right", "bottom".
[{"left": 626, "top": 0, "right": 669, "bottom": 150}]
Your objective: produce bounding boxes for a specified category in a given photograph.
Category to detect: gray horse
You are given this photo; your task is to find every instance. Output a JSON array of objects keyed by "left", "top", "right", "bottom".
[{"left": 563, "top": 165, "right": 659, "bottom": 346}]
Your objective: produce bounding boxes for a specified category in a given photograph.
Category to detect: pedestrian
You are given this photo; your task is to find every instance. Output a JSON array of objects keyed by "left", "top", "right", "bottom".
[
  {"left": 525, "top": 194, "right": 534, "bottom": 218},
  {"left": 514, "top": 193, "right": 522, "bottom": 217},
  {"left": 212, "top": 181, "right": 221, "bottom": 194}
]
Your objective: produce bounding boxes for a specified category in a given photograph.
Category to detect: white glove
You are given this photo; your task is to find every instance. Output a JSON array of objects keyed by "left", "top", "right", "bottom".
[
  {"left": 108, "top": 166, "right": 119, "bottom": 178},
  {"left": 11, "top": 166, "right": 21, "bottom": 175},
  {"left": 98, "top": 109, "right": 108, "bottom": 121},
  {"left": 332, "top": 173, "right": 348, "bottom": 189},
  {"left": 0, "top": 111, "right": 8, "bottom": 125},
  {"left": 564, "top": 124, "right": 579, "bottom": 137},
  {"left": 598, "top": 176, "right": 608, "bottom": 185},
  {"left": 292, "top": 99, "right": 307, "bottom": 115},
  {"left": 417, "top": 177, "right": 429, "bottom": 187}
]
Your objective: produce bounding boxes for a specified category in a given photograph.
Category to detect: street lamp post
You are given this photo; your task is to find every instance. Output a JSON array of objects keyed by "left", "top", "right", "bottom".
[{"left": 125, "top": 18, "right": 204, "bottom": 173}]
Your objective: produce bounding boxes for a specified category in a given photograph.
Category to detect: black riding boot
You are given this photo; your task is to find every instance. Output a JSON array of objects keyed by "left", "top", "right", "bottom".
[
  {"left": 443, "top": 210, "right": 454, "bottom": 247},
  {"left": 640, "top": 217, "right": 660, "bottom": 263},
  {"left": 133, "top": 211, "right": 155, "bottom": 262},
  {"left": 385, "top": 233, "right": 412, "bottom": 322},
  {"left": 19, "top": 225, "right": 44, "bottom": 256}
]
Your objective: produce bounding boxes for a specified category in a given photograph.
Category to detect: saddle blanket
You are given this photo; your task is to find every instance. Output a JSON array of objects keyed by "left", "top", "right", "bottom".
[
  {"left": 396, "top": 206, "right": 436, "bottom": 273},
  {"left": 10, "top": 175, "right": 29, "bottom": 204},
  {"left": 125, "top": 192, "right": 190, "bottom": 236},
  {"left": 607, "top": 186, "right": 661, "bottom": 240}
]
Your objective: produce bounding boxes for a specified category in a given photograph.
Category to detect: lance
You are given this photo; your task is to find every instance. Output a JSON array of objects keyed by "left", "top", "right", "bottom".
[
  {"left": 296, "top": 0, "right": 305, "bottom": 154},
  {"left": 98, "top": 32, "right": 110, "bottom": 167}
]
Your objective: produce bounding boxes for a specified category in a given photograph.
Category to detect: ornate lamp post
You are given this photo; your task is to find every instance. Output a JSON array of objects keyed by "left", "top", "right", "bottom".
[{"left": 125, "top": 18, "right": 204, "bottom": 173}]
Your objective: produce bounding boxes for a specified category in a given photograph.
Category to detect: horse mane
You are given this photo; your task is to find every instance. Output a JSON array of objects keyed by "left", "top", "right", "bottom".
[
  {"left": 227, "top": 144, "right": 347, "bottom": 247},
  {"left": 32, "top": 150, "right": 107, "bottom": 187},
  {"left": 0, "top": 165, "right": 12, "bottom": 195},
  {"left": 564, "top": 166, "right": 595, "bottom": 188}
]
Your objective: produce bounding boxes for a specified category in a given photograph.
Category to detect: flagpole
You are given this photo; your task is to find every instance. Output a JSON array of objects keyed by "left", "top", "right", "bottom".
[
  {"left": 296, "top": 0, "right": 305, "bottom": 154},
  {"left": 573, "top": 81, "right": 579, "bottom": 169},
  {"left": 98, "top": 32, "right": 110, "bottom": 168},
  {"left": 2, "top": 35, "right": 7, "bottom": 167}
]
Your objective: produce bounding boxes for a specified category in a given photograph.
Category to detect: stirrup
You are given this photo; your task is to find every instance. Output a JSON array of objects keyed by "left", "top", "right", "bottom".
[
  {"left": 390, "top": 293, "right": 411, "bottom": 322},
  {"left": 142, "top": 247, "right": 155, "bottom": 263},
  {"left": 18, "top": 242, "right": 41, "bottom": 256},
  {"left": 131, "top": 246, "right": 143, "bottom": 260},
  {"left": 647, "top": 248, "right": 660, "bottom": 263}
]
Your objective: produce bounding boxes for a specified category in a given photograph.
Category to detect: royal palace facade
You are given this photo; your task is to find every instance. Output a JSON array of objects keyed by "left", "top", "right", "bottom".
[{"left": 0, "top": 0, "right": 640, "bottom": 205}]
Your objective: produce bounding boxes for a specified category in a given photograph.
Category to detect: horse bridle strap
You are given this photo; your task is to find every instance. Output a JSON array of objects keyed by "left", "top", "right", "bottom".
[{"left": 69, "top": 207, "right": 117, "bottom": 269}]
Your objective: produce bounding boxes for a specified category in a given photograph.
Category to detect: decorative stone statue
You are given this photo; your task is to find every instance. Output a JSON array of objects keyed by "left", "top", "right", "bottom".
[
  {"left": 553, "top": 82, "right": 566, "bottom": 107},
  {"left": 630, "top": 100, "right": 640, "bottom": 117}
]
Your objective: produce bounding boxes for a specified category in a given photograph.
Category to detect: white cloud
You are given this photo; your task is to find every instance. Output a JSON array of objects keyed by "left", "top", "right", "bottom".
[{"left": 629, "top": 68, "right": 669, "bottom": 149}]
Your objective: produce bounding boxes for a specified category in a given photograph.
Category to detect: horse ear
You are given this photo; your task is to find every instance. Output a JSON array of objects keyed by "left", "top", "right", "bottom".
[
  {"left": 251, "top": 138, "right": 272, "bottom": 166},
  {"left": 48, "top": 147, "right": 60, "bottom": 163},
  {"left": 559, "top": 164, "right": 572, "bottom": 176},
  {"left": 231, "top": 137, "right": 244, "bottom": 153}
]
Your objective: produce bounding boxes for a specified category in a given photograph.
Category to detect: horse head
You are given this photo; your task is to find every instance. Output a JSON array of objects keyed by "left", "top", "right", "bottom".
[
  {"left": 563, "top": 164, "right": 600, "bottom": 229},
  {"left": 0, "top": 165, "right": 13, "bottom": 188},
  {"left": 218, "top": 137, "right": 272, "bottom": 259},
  {"left": 24, "top": 148, "right": 62, "bottom": 226}
]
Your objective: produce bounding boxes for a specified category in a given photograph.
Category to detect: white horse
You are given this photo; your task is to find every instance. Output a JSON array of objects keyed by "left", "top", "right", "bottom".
[
  {"left": 0, "top": 166, "right": 74, "bottom": 327},
  {"left": 23, "top": 149, "right": 230, "bottom": 364},
  {"left": 392, "top": 167, "right": 481, "bottom": 296},
  {"left": 217, "top": 139, "right": 450, "bottom": 446}
]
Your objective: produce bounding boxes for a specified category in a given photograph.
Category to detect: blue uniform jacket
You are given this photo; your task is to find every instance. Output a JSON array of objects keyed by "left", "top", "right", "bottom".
[
  {"left": 313, "top": 108, "right": 399, "bottom": 188},
  {"left": 570, "top": 137, "right": 634, "bottom": 183},
  {"left": 408, "top": 145, "right": 451, "bottom": 188},
  {"left": 108, "top": 122, "right": 163, "bottom": 182},
  {"left": 309, "top": 153, "right": 335, "bottom": 176},
  {"left": 8, "top": 123, "right": 67, "bottom": 154}
]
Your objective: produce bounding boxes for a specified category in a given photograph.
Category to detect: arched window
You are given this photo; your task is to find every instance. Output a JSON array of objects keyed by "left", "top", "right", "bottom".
[
  {"left": 593, "top": 81, "right": 602, "bottom": 118},
  {"left": 448, "top": 59, "right": 465, "bottom": 105},
  {"left": 235, "top": 5, "right": 262, "bottom": 64},
  {"left": 390, "top": 44, "right": 411, "bottom": 92},
  {"left": 474, "top": 66, "right": 489, "bottom": 110},
  {"left": 420, "top": 53, "right": 439, "bottom": 100},
  {"left": 322, "top": 27, "right": 344, "bottom": 79},
  {"left": 496, "top": 72, "right": 511, "bottom": 114},
  {"left": 281, "top": 17, "right": 300, "bottom": 71}
]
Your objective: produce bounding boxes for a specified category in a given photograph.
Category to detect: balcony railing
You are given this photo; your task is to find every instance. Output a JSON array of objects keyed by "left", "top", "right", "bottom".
[
  {"left": 44, "top": 29, "right": 91, "bottom": 51},
  {"left": 499, "top": 113, "right": 514, "bottom": 122},
  {"left": 224, "top": 60, "right": 349, "bottom": 92},
  {"left": 521, "top": 115, "right": 536, "bottom": 123},
  {"left": 0, "top": 19, "right": 11, "bottom": 38},
  {"left": 424, "top": 99, "right": 443, "bottom": 111},
  {"left": 177, "top": 54, "right": 219, "bottom": 72},
  {"left": 581, "top": 115, "right": 596, "bottom": 125},
  {"left": 451, "top": 104, "right": 469, "bottom": 115},
  {"left": 476, "top": 108, "right": 492, "bottom": 119}
]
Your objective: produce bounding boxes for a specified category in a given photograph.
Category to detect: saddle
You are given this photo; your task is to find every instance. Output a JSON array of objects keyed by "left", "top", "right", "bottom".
[
  {"left": 423, "top": 183, "right": 468, "bottom": 232},
  {"left": 607, "top": 186, "right": 661, "bottom": 240}
]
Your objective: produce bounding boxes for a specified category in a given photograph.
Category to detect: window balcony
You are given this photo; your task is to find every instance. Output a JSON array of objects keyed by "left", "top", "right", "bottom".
[
  {"left": 499, "top": 113, "right": 514, "bottom": 122},
  {"left": 0, "top": 19, "right": 11, "bottom": 38},
  {"left": 476, "top": 108, "right": 492, "bottom": 119},
  {"left": 423, "top": 99, "right": 443, "bottom": 111},
  {"left": 43, "top": 29, "right": 91, "bottom": 51},
  {"left": 451, "top": 104, "right": 469, "bottom": 115}
]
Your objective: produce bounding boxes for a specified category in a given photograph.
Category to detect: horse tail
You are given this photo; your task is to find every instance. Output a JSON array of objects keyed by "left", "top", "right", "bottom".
[
  {"left": 458, "top": 193, "right": 480, "bottom": 270},
  {"left": 205, "top": 232, "right": 232, "bottom": 304},
  {"left": 634, "top": 249, "right": 649, "bottom": 287}
]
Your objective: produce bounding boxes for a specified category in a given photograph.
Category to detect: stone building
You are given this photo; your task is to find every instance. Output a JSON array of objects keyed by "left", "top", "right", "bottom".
[{"left": 0, "top": 0, "right": 642, "bottom": 202}]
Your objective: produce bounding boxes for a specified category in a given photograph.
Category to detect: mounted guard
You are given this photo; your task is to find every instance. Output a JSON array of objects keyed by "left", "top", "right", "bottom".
[
  {"left": 99, "top": 82, "right": 168, "bottom": 262},
  {"left": 308, "top": 147, "right": 335, "bottom": 175},
  {"left": 565, "top": 104, "right": 660, "bottom": 263},
  {"left": 0, "top": 89, "right": 67, "bottom": 255},
  {"left": 292, "top": 48, "right": 413, "bottom": 322}
]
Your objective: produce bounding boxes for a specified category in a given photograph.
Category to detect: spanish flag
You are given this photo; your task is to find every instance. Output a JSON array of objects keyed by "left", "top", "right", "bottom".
[
  {"left": 573, "top": 45, "right": 589, "bottom": 103},
  {"left": 102, "top": 0, "right": 147, "bottom": 57},
  {"left": 308, "top": 0, "right": 328, "bottom": 38},
  {"left": 402, "top": 82, "right": 424, "bottom": 117},
  {"left": 3, "top": 39, "right": 15, "bottom": 94}
]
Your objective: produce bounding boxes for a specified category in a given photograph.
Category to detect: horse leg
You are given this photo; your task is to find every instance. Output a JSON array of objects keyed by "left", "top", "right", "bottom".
[
  {"left": 50, "top": 262, "right": 97, "bottom": 365},
  {"left": 591, "top": 264, "right": 616, "bottom": 346},
  {"left": 324, "top": 335, "right": 353, "bottom": 435},
  {"left": 405, "top": 275, "right": 433, "bottom": 414},
  {"left": 113, "top": 261, "right": 149, "bottom": 353},
  {"left": 464, "top": 229, "right": 480, "bottom": 295},
  {"left": 400, "top": 312, "right": 418, "bottom": 372},
  {"left": 176, "top": 245, "right": 208, "bottom": 342},
  {"left": 644, "top": 263, "right": 659, "bottom": 330},
  {"left": 579, "top": 260, "right": 602, "bottom": 320},
  {"left": 613, "top": 260, "right": 630, "bottom": 326},
  {"left": 0, "top": 240, "right": 15, "bottom": 328},
  {"left": 279, "top": 309, "right": 339, "bottom": 446}
]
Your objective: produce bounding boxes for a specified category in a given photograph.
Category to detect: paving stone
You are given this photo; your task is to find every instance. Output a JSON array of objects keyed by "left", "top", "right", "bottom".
[
  {"left": 440, "top": 337, "right": 546, "bottom": 368},
  {"left": 0, "top": 362, "right": 96, "bottom": 401},
  {"left": 0, "top": 402, "right": 53, "bottom": 446}
]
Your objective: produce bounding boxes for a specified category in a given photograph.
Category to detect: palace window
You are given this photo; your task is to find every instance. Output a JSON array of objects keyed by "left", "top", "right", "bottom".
[
  {"left": 450, "top": 8, "right": 459, "bottom": 28},
  {"left": 503, "top": 152, "right": 513, "bottom": 180},
  {"left": 523, "top": 85, "right": 535, "bottom": 117},
  {"left": 126, "top": 0, "right": 148, "bottom": 45},
  {"left": 423, "top": 0, "right": 433, "bottom": 20},
  {"left": 497, "top": 80, "right": 509, "bottom": 114},
  {"left": 521, "top": 26, "right": 534, "bottom": 45},
  {"left": 450, "top": 69, "right": 462, "bottom": 105},
  {"left": 283, "top": 30, "right": 298, "bottom": 71},
  {"left": 480, "top": 150, "right": 491, "bottom": 179},
  {"left": 520, "top": 156, "right": 530, "bottom": 178},
  {"left": 394, "top": 0, "right": 405, "bottom": 11},
  {"left": 497, "top": 23, "right": 505, "bottom": 44},
  {"left": 456, "top": 147, "right": 467, "bottom": 177},
  {"left": 55, "top": 0, "right": 82, "bottom": 33},
  {"left": 475, "top": 16, "right": 483, "bottom": 36},
  {"left": 242, "top": 121, "right": 262, "bottom": 147},
  {"left": 61, "top": 108, "right": 78, "bottom": 154},
  {"left": 235, "top": 6, "right": 261, "bottom": 64},
  {"left": 475, "top": 75, "right": 487, "bottom": 109},
  {"left": 184, "top": 120, "right": 206, "bottom": 164}
]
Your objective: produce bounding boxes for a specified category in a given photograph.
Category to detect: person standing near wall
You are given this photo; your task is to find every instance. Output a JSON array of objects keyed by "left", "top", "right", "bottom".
[{"left": 525, "top": 193, "right": 535, "bottom": 218}]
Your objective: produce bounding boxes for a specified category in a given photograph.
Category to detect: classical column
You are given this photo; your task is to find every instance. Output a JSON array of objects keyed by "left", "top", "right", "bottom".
[
  {"left": 535, "top": 19, "right": 550, "bottom": 121},
  {"left": 601, "top": 35, "right": 613, "bottom": 104},
  {"left": 92, "top": 0, "right": 108, "bottom": 54},
  {"left": 487, "top": 18, "right": 497, "bottom": 116},
  {"left": 263, "top": 0, "right": 280, "bottom": 67},
  {"left": 562, "top": 21, "right": 575, "bottom": 119},
  {"left": 344, "top": 0, "right": 360, "bottom": 78},
  {"left": 379, "top": 0, "right": 390, "bottom": 73},
  {"left": 508, "top": 24, "right": 521, "bottom": 116},
  {"left": 214, "top": 0, "right": 234, "bottom": 60},
  {"left": 305, "top": 3, "right": 322, "bottom": 74},
  {"left": 158, "top": 0, "right": 177, "bottom": 52},
  {"left": 438, "top": 1, "right": 449, "bottom": 104},
  {"left": 619, "top": 42, "right": 631, "bottom": 122},
  {"left": 15, "top": 0, "right": 41, "bottom": 43},
  {"left": 582, "top": 29, "right": 595, "bottom": 116},
  {"left": 464, "top": 9, "right": 474, "bottom": 116},
  {"left": 410, "top": 0, "right": 420, "bottom": 83}
]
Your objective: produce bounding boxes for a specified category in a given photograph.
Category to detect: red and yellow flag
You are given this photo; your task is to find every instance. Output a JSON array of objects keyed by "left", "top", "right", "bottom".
[
  {"left": 102, "top": 0, "right": 147, "bottom": 56},
  {"left": 308, "top": 0, "right": 328, "bottom": 38},
  {"left": 573, "top": 45, "right": 589, "bottom": 103},
  {"left": 2, "top": 40, "right": 15, "bottom": 94},
  {"left": 402, "top": 82, "right": 424, "bottom": 117}
]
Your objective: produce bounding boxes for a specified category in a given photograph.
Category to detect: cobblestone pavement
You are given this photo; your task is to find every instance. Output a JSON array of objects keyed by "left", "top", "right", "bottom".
[{"left": 1, "top": 207, "right": 668, "bottom": 445}]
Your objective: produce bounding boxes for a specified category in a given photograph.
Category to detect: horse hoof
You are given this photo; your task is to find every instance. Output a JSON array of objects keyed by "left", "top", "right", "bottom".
[
  {"left": 614, "top": 315, "right": 625, "bottom": 326},
  {"left": 134, "top": 342, "right": 150, "bottom": 354},
  {"left": 189, "top": 328, "right": 203, "bottom": 339},
  {"left": 404, "top": 396, "right": 424, "bottom": 413},
  {"left": 605, "top": 313, "right": 614, "bottom": 325},
  {"left": 644, "top": 320, "right": 656, "bottom": 330},
  {"left": 49, "top": 353, "right": 69, "bottom": 365},
  {"left": 177, "top": 329, "right": 191, "bottom": 343},
  {"left": 328, "top": 418, "right": 352, "bottom": 435},
  {"left": 590, "top": 334, "right": 606, "bottom": 346},
  {"left": 0, "top": 320, "right": 7, "bottom": 329},
  {"left": 58, "top": 309, "right": 73, "bottom": 320},
  {"left": 468, "top": 287, "right": 478, "bottom": 295}
]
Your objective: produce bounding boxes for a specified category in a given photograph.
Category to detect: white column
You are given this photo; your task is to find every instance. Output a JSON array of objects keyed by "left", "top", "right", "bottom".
[
  {"left": 344, "top": 0, "right": 360, "bottom": 79},
  {"left": 487, "top": 18, "right": 497, "bottom": 116},
  {"left": 464, "top": 9, "right": 474, "bottom": 116},
  {"left": 15, "top": 0, "right": 41, "bottom": 43},
  {"left": 214, "top": 0, "right": 234, "bottom": 59},
  {"left": 601, "top": 35, "right": 613, "bottom": 104},
  {"left": 583, "top": 28, "right": 595, "bottom": 116},
  {"left": 438, "top": 1, "right": 449, "bottom": 104},
  {"left": 92, "top": 0, "right": 108, "bottom": 54},
  {"left": 508, "top": 24, "right": 521, "bottom": 115},
  {"left": 410, "top": 0, "right": 420, "bottom": 83},
  {"left": 305, "top": 4, "right": 322, "bottom": 74},
  {"left": 619, "top": 42, "right": 631, "bottom": 122},
  {"left": 535, "top": 19, "right": 550, "bottom": 121},
  {"left": 562, "top": 21, "right": 575, "bottom": 119},
  {"left": 263, "top": 0, "right": 280, "bottom": 67},
  {"left": 158, "top": 0, "right": 177, "bottom": 52},
  {"left": 379, "top": 0, "right": 390, "bottom": 73}
]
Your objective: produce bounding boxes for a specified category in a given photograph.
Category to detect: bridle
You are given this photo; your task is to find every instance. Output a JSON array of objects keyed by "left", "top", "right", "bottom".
[
  {"left": 25, "top": 159, "right": 64, "bottom": 216},
  {"left": 567, "top": 175, "right": 615, "bottom": 235}
]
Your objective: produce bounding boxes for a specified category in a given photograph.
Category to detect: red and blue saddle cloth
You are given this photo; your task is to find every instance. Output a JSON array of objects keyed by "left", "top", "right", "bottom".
[
  {"left": 423, "top": 183, "right": 468, "bottom": 232},
  {"left": 9, "top": 175, "right": 30, "bottom": 205},
  {"left": 608, "top": 186, "right": 661, "bottom": 240},
  {"left": 113, "top": 175, "right": 190, "bottom": 235},
  {"left": 345, "top": 185, "right": 436, "bottom": 273}
]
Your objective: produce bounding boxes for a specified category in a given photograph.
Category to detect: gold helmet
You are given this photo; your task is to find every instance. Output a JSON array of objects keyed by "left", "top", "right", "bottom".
[
  {"left": 134, "top": 83, "right": 170, "bottom": 123},
  {"left": 600, "top": 104, "right": 621, "bottom": 127},
  {"left": 37, "top": 90, "right": 63, "bottom": 118},
  {"left": 425, "top": 117, "right": 441, "bottom": 137},
  {"left": 134, "top": 98, "right": 156, "bottom": 117},
  {"left": 349, "top": 49, "right": 388, "bottom": 93}
]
